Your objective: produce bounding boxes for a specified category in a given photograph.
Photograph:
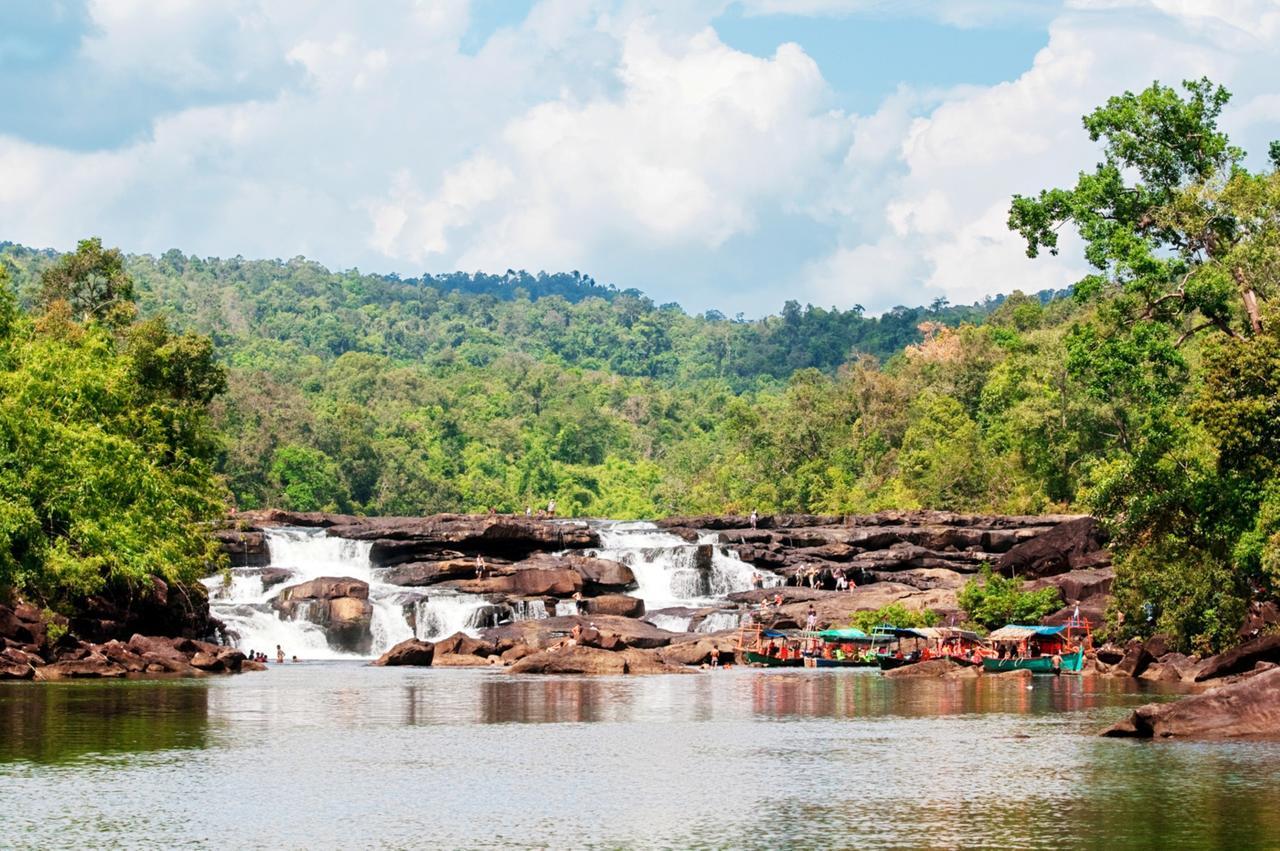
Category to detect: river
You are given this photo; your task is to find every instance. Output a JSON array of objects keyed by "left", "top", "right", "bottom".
[{"left": 3, "top": 666, "right": 1278, "bottom": 849}]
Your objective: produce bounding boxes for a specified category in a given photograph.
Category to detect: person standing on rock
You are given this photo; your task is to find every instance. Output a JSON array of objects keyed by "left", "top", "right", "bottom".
[
  {"left": 710, "top": 646, "right": 720, "bottom": 668},
  {"left": 547, "top": 498, "right": 557, "bottom": 517},
  {"left": 475, "top": 554, "right": 486, "bottom": 579},
  {"left": 806, "top": 606, "right": 818, "bottom": 632},
  {"left": 749, "top": 509, "right": 758, "bottom": 529}
]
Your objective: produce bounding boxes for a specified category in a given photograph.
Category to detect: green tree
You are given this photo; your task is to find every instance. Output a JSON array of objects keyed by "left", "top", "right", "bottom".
[
  {"left": 957, "top": 566, "right": 1062, "bottom": 632},
  {"left": 269, "top": 444, "right": 350, "bottom": 513},
  {"left": 37, "top": 237, "right": 137, "bottom": 328}
]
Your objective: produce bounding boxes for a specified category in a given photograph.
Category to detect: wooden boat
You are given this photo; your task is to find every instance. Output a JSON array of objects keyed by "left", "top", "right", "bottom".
[
  {"left": 744, "top": 649, "right": 805, "bottom": 667},
  {"left": 981, "top": 622, "right": 1089, "bottom": 674}
]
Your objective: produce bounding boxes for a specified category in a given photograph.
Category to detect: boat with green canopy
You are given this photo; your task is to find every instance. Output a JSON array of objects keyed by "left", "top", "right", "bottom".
[{"left": 982, "top": 623, "right": 1088, "bottom": 674}]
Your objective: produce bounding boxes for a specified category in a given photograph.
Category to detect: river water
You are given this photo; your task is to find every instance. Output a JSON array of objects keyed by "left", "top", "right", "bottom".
[{"left": 3, "top": 666, "right": 1278, "bottom": 849}]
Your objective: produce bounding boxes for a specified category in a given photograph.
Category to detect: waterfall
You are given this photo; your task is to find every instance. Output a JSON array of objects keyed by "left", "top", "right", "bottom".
[
  {"left": 203, "top": 526, "right": 425, "bottom": 659},
  {"left": 591, "top": 521, "right": 780, "bottom": 610},
  {"left": 413, "top": 594, "right": 501, "bottom": 639},
  {"left": 695, "top": 610, "right": 745, "bottom": 633}
]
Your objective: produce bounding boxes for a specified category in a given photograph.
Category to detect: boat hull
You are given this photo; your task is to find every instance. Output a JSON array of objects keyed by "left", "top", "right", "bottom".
[
  {"left": 744, "top": 650, "right": 804, "bottom": 668},
  {"left": 812, "top": 657, "right": 878, "bottom": 668},
  {"left": 982, "top": 649, "right": 1083, "bottom": 674}
]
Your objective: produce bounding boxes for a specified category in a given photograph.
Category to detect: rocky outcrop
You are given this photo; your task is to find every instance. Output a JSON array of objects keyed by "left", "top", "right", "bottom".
[
  {"left": 508, "top": 644, "right": 686, "bottom": 675},
  {"left": 273, "top": 577, "right": 373, "bottom": 654},
  {"left": 1103, "top": 667, "right": 1280, "bottom": 739},
  {"left": 582, "top": 594, "right": 646, "bottom": 618},
  {"left": 0, "top": 602, "right": 256, "bottom": 680},
  {"left": 483, "top": 614, "right": 681, "bottom": 650},
  {"left": 995, "top": 517, "right": 1108, "bottom": 578},
  {"left": 63, "top": 577, "right": 220, "bottom": 645},
  {"left": 1193, "top": 634, "right": 1280, "bottom": 682},
  {"left": 320, "top": 515, "right": 600, "bottom": 564},
  {"left": 372, "top": 638, "right": 435, "bottom": 667},
  {"left": 213, "top": 528, "right": 270, "bottom": 567}
]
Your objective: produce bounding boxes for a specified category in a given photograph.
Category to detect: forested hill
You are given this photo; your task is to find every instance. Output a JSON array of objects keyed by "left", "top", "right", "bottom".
[{"left": 0, "top": 242, "right": 1054, "bottom": 387}]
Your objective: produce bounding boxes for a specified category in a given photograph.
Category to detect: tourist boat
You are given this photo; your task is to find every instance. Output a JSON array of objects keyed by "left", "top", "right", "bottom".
[
  {"left": 982, "top": 621, "right": 1089, "bottom": 674},
  {"left": 806, "top": 628, "right": 884, "bottom": 667},
  {"left": 737, "top": 626, "right": 806, "bottom": 667},
  {"left": 871, "top": 626, "right": 930, "bottom": 670},
  {"left": 915, "top": 627, "right": 988, "bottom": 666}
]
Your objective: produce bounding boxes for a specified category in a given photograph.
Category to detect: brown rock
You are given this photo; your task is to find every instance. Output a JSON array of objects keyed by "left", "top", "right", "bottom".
[
  {"left": 995, "top": 517, "right": 1107, "bottom": 579},
  {"left": 509, "top": 645, "right": 628, "bottom": 675},
  {"left": 276, "top": 577, "right": 369, "bottom": 601},
  {"left": 433, "top": 632, "right": 496, "bottom": 658},
  {"left": 372, "top": 638, "right": 435, "bottom": 667},
  {"left": 584, "top": 595, "right": 646, "bottom": 618},
  {"left": 190, "top": 651, "right": 225, "bottom": 671},
  {"left": 35, "top": 656, "right": 128, "bottom": 679},
  {"left": 1103, "top": 667, "right": 1280, "bottom": 739},
  {"left": 1195, "top": 634, "right": 1280, "bottom": 682},
  {"left": 883, "top": 658, "right": 962, "bottom": 678},
  {"left": 326, "top": 515, "right": 600, "bottom": 562}
]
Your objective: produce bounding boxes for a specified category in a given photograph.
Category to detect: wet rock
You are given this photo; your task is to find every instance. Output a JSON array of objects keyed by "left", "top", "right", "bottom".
[
  {"left": 1103, "top": 667, "right": 1280, "bottom": 739},
  {"left": 326, "top": 514, "right": 600, "bottom": 562},
  {"left": 484, "top": 615, "right": 681, "bottom": 650},
  {"left": 273, "top": 578, "right": 373, "bottom": 654},
  {"left": 214, "top": 528, "right": 270, "bottom": 567},
  {"left": 458, "top": 567, "right": 583, "bottom": 598},
  {"left": 583, "top": 595, "right": 646, "bottom": 618},
  {"left": 1194, "top": 634, "right": 1280, "bottom": 682},
  {"left": 379, "top": 560, "right": 478, "bottom": 587},
  {"left": 233, "top": 509, "right": 359, "bottom": 528},
  {"left": 509, "top": 645, "right": 628, "bottom": 675},
  {"left": 882, "top": 658, "right": 962, "bottom": 678},
  {"left": 372, "top": 638, "right": 435, "bottom": 667}
]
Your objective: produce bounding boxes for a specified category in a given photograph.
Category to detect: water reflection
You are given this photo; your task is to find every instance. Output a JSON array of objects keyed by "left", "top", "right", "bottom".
[
  {"left": 1, "top": 667, "right": 1277, "bottom": 850},
  {"left": 0, "top": 681, "right": 209, "bottom": 764}
]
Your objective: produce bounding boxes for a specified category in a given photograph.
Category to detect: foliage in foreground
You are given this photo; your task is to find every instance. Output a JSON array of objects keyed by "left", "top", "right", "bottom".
[
  {"left": 850, "top": 603, "right": 941, "bottom": 634},
  {"left": 0, "top": 242, "right": 228, "bottom": 610},
  {"left": 956, "top": 567, "right": 1062, "bottom": 632}
]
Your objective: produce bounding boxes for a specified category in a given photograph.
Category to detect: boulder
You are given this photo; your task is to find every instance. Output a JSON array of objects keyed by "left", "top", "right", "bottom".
[
  {"left": 995, "top": 517, "right": 1108, "bottom": 579},
  {"left": 658, "top": 638, "right": 735, "bottom": 667},
  {"left": 273, "top": 578, "right": 373, "bottom": 654},
  {"left": 883, "top": 658, "right": 962, "bottom": 678},
  {"left": 1103, "top": 667, "right": 1280, "bottom": 739},
  {"left": 1194, "top": 634, "right": 1280, "bottom": 682},
  {"left": 379, "top": 560, "right": 478, "bottom": 587},
  {"left": 433, "top": 632, "right": 496, "bottom": 658},
  {"left": 483, "top": 615, "right": 681, "bottom": 650},
  {"left": 213, "top": 528, "right": 270, "bottom": 567},
  {"left": 34, "top": 655, "right": 128, "bottom": 680},
  {"left": 372, "top": 638, "right": 435, "bottom": 667},
  {"left": 1112, "top": 640, "right": 1154, "bottom": 678},
  {"left": 276, "top": 577, "right": 369, "bottom": 601},
  {"left": 583, "top": 595, "right": 646, "bottom": 618},
  {"left": 509, "top": 645, "right": 628, "bottom": 675},
  {"left": 617, "top": 648, "right": 689, "bottom": 674},
  {"left": 190, "top": 651, "right": 225, "bottom": 671},
  {"left": 1026, "top": 567, "right": 1114, "bottom": 603}
]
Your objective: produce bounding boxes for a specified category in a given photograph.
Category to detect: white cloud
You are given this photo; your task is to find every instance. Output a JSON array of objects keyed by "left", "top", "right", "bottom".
[{"left": 0, "top": 0, "right": 1277, "bottom": 315}]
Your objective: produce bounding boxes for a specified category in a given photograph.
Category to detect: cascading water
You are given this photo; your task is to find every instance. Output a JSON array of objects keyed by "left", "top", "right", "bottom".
[
  {"left": 590, "top": 521, "right": 780, "bottom": 610},
  {"left": 203, "top": 526, "right": 493, "bottom": 658}
]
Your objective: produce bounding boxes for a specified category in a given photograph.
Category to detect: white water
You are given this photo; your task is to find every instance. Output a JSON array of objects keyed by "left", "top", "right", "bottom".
[
  {"left": 590, "top": 521, "right": 779, "bottom": 610},
  {"left": 204, "top": 527, "right": 493, "bottom": 659}
]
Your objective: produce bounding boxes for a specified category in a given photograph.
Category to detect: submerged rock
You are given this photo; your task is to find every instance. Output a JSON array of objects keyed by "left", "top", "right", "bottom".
[
  {"left": 1103, "top": 668, "right": 1280, "bottom": 739},
  {"left": 882, "top": 658, "right": 963, "bottom": 678}
]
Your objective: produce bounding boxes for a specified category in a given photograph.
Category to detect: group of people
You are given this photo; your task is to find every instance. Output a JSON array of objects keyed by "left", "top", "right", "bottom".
[
  {"left": 245, "top": 644, "right": 298, "bottom": 664},
  {"left": 790, "top": 565, "right": 856, "bottom": 591}
]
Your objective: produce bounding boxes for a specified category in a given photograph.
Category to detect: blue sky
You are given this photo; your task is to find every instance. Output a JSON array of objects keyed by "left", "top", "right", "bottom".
[{"left": 2, "top": 0, "right": 1278, "bottom": 315}]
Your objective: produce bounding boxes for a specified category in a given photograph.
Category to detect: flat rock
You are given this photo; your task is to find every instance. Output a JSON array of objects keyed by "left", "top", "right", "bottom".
[{"left": 1194, "top": 634, "right": 1280, "bottom": 682}]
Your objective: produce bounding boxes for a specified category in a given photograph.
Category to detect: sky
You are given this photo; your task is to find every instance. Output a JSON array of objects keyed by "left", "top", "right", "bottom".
[{"left": 2, "top": 1, "right": 1279, "bottom": 316}]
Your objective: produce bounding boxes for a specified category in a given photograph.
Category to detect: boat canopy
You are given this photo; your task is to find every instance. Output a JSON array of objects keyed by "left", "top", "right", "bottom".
[
  {"left": 761, "top": 629, "right": 790, "bottom": 638},
  {"left": 870, "top": 625, "right": 929, "bottom": 639},
  {"left": 912, "top": 627, "right": 984, "bottom": 642},
  {"left": 988, "top": 624, "right": 1064, "bottom": 641},
  {"left": 817, "top": 628, "right": 870, "bottom": 641}
]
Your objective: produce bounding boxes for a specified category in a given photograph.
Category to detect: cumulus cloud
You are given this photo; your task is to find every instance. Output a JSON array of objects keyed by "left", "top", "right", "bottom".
[{"left": 0, "top": 0, "right": 1277, "bottom": 315}]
